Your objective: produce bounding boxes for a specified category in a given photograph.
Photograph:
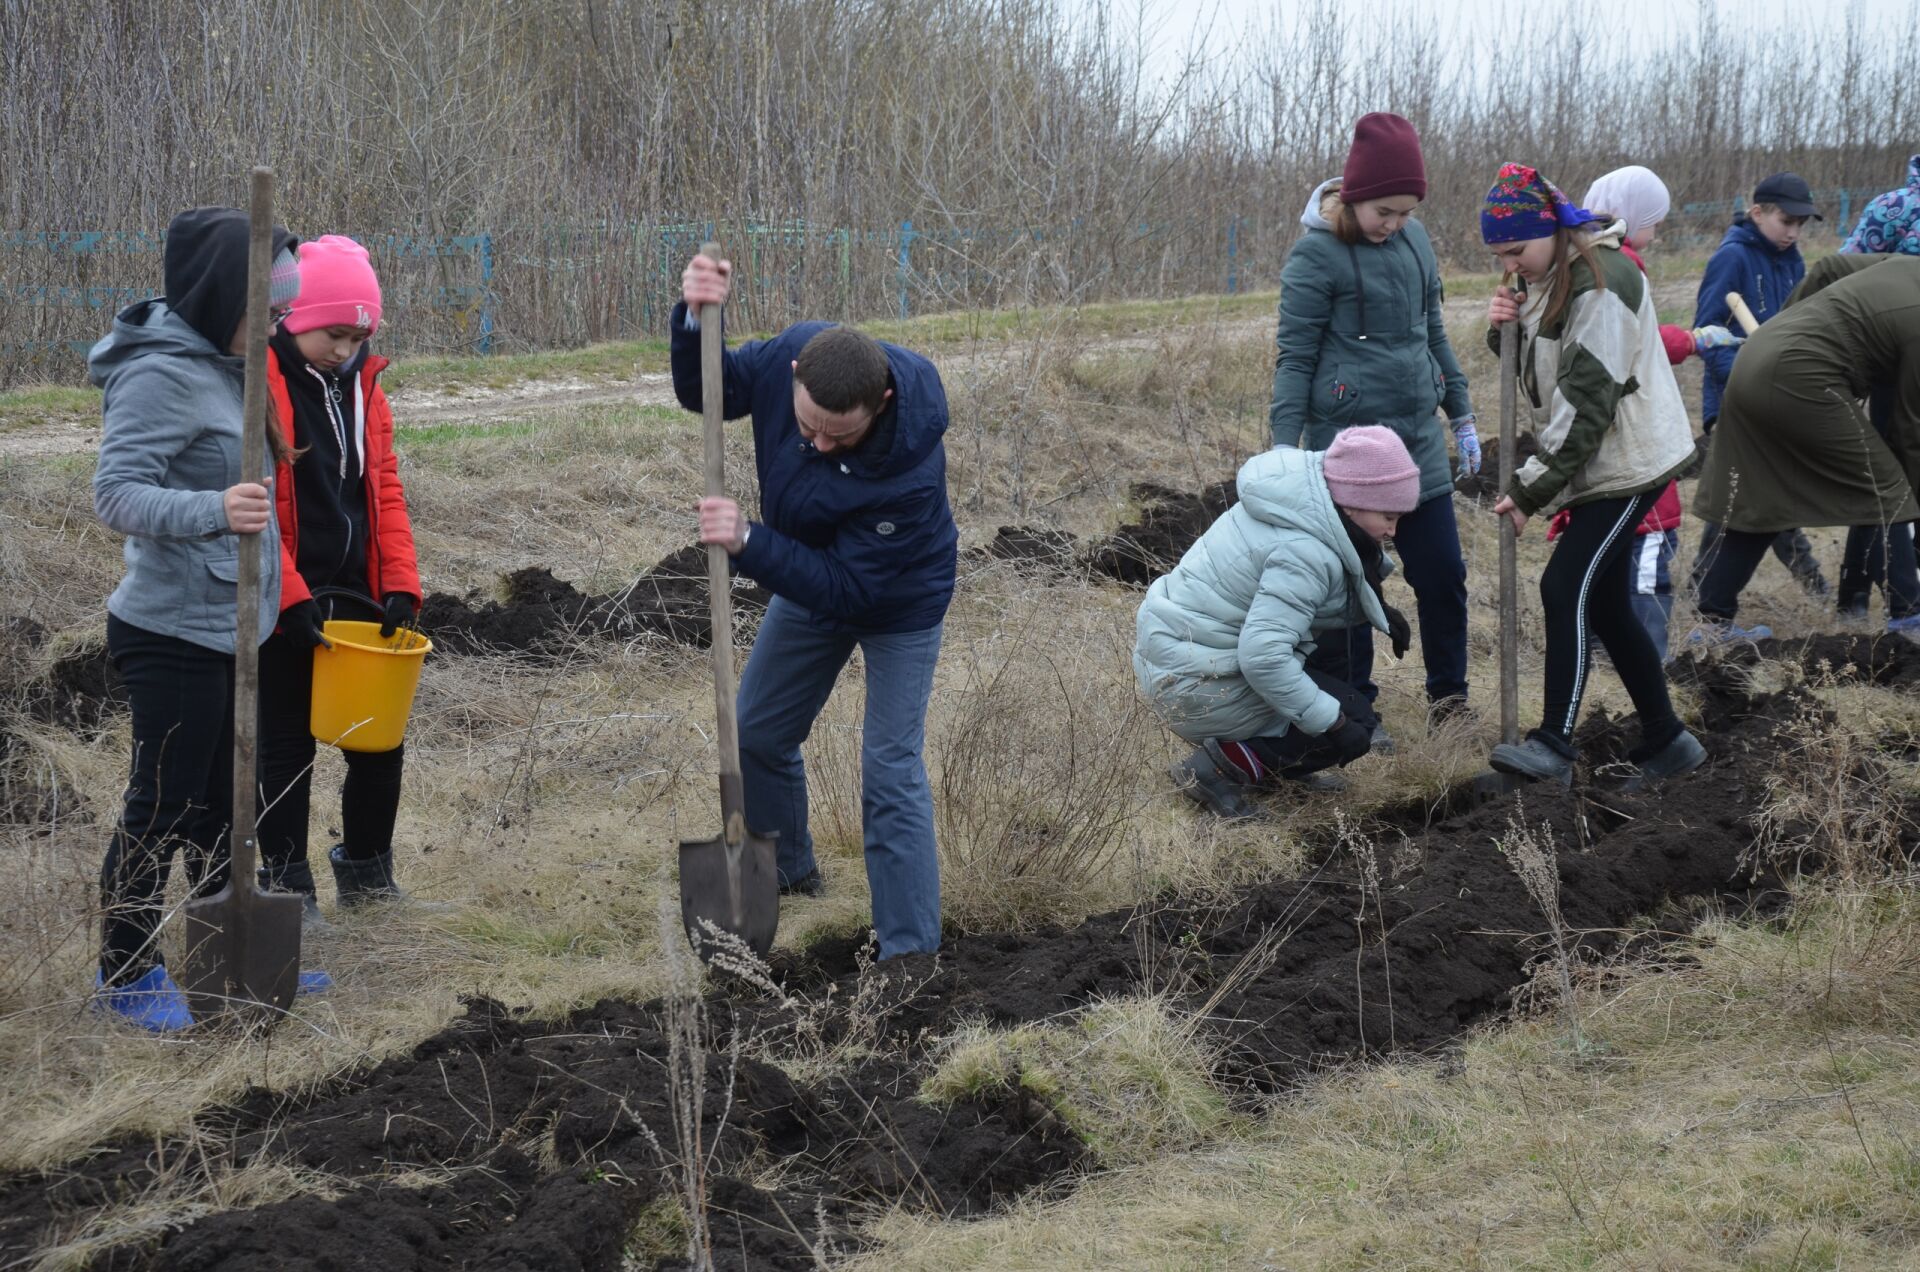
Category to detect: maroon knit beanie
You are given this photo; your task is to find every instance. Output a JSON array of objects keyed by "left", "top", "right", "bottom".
[{"left": 1342, "top": 112, "right": 1427, "bottom": 204}]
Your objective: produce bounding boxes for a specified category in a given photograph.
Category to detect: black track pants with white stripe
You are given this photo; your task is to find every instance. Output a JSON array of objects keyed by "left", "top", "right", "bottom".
[{"left": 1537, "top": 491, "right": 1684, "bottom": 755}]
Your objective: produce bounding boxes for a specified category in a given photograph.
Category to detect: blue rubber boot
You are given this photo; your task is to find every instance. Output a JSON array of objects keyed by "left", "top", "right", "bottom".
[{"left": 93, "top": 966, "right": 193, "bottom": 1033}]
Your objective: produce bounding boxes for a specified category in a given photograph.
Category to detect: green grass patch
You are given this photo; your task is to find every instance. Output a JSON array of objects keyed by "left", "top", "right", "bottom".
[
  {"left": 440, "top": 910, "right": 616, "bottom": 960},
  {"left": 399, "top": 401, "right": 684, "bottom": 449},
  {"left": 381, "top": 339, "right": 674, "bottom": 394},
  {"left": 0, "top": 384, "right": 100, "bottom": 430},
  {"left": 621, "top": 1194, "right": 692, "bottom": 1264}
]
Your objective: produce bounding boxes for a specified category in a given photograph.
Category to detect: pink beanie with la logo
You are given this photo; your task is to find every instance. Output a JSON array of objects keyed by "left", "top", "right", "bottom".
[{"left": 283, "top": 235, "right": 382, "bottom": 335}]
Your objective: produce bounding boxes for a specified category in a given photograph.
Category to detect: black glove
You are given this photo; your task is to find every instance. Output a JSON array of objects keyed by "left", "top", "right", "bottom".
[
  {"left": 1383, "top": 603, "right": 1412, "bottom": 660},
  {"left": 281, "top": 599, "right": 331, "bottom": 650},
  {"left": 1328, "top": 713, "right": 1372, "bottom": 764},
  {"left": 379, "top": 592, "right": 416, "bottom": 638}
]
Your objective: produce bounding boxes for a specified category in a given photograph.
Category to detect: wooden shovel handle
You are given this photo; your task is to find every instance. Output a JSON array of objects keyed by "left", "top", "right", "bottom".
[
  {"left": 1497, "top": 319, "right": 1520, "bottom": 748},
  {"left": 697, "top": 242, "right": 746, "bottom": 842},
  {"left": 231, "top": 167, "right": 274, "bottom": 890},
  {"left": 1725, "top": 292, "right": 1761, "bottom": 337}
]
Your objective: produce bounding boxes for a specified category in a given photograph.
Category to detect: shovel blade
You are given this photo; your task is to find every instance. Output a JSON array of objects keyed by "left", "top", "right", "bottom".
[
  {"left": 677, "top": 831, "right": 780, "bottom": 961},
  {"left": 1466, "top": 768, "right": 1528, "bottom": 805},
  {"left": 178, "top": 885, "right": 304, "bottom": 1026}
]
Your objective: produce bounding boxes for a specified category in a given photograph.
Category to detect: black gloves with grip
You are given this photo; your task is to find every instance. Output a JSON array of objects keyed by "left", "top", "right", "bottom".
[
  {"left": 1327, "top": 713, "right": 1372, "bottom": 765},
  {"left": 380, "top": 592, "right": 416, "bottom": 639},
  {"left": 281, "top": 599, "right": 331, "bottom": 650},
  {"left": 1383, "top": 603, "right": 1412, "bottom": 660}
]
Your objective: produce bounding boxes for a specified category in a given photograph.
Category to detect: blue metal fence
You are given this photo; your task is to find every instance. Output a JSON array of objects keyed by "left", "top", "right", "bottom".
[
  {"left": 3, "top": 230, "right": 496, "bottom": 362},
  {"left": 1, "top": 187, "right": 1893, "bottom": 375}
]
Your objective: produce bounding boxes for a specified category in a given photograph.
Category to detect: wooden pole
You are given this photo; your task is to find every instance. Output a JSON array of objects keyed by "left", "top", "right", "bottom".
[
  {"left": 697, "top": 242, "right": 745, "bottom": 846},
  {"left": 1498, "top": 318, "right": 1520, "bottom": 748},
  {"left": 231, "top": 166, "right": 273, "bottom": 895}
]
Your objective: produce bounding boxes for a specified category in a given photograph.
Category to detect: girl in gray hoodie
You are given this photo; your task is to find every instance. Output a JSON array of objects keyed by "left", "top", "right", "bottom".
[{"left": 87, "top": 207, "right": 307, "bottom": 1030}]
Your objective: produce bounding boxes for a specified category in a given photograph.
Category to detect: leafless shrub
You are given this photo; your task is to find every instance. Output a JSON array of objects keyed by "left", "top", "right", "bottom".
[
  {"left": 932, "top": 605, "right": 1161, "bottom": 930},
  {"left": 1494, "top": 800, "right": 1592, "bottom": 1055},
  {"left": 1336, "top": 813, "right": 1395, "bottom": 1050}
]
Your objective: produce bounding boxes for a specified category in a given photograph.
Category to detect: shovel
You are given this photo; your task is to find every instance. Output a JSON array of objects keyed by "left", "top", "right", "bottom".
[
  {"left": 179, "top": 167, "right": 304, "bottom": 1025},
  {"left": 1469, "top": 317, "right": 1525, "bottom": 804},
  {"left": 678, "top": 241, "right": 780, "bottom": 962}
]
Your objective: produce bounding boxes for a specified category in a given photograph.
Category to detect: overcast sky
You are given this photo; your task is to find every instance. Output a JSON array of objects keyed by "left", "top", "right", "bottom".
[{"left": 1060, "top": 0, "right": 1920, "bottom": 88}]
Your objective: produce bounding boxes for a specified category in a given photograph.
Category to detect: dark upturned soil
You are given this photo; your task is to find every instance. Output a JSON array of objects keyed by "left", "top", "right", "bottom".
[
  {"left": 961, "top": 525, "right": 1082, "bottom": 578},
  {"left": 1451, "top": 431, "right": 1539, "bottom": 501},
  {"left": 419, "top": 545, "right": 770, "bottom": 657},
  {"left": 1083, "top": 479, "right": 1237, "bottom": 587},
  {"left": 8, "top": 632, "right": 1912, "bottom": 1271}
]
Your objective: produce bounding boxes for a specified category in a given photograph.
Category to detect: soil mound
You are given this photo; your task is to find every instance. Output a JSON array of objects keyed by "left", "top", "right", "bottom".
[
  {"left": 962, "top": 525, "right": 1082, "bottom": 578},
  {"left": 1085, "top": 479, "right": 1236, "bottom": 586},
  {"left": 419, "top": 545, "right": 769, "bottom": 657},
  {"left": 5, "top": 637, "right": 1914, "bottom": 1269}
]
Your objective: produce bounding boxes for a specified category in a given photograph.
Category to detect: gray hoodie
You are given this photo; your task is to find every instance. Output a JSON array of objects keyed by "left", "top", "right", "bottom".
[{"left": 90, "top": 299, "right": 281, "bottom": 652}]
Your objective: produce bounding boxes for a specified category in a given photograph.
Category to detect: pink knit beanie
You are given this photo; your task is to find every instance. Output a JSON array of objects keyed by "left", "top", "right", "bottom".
[
  {"left": 283, "top": 235, "right": 382, "bottom": 335},
  {"left": 1322, "top": 426, "right": 1421, "bottom": 513}
]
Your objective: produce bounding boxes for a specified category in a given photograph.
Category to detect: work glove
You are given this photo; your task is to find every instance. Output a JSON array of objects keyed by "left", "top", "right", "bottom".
[
  {"left": 1451, "top": 415, "right": 1482, "bottom": 475},
  {"left": 380, "top": 592, "right": 416, "bottom": 639},
  {"left": 1327, "top": 713, "right": 1372, "bottom": 764},
  {"left": 1692, "top": 325, "right": 1744, "bottom": 352},
  {"left": 281, "top": 599, "right": 331, "bottom": 650},
  {"left": 1383, "top": 602, "right": 1413, "bottom": 660}
]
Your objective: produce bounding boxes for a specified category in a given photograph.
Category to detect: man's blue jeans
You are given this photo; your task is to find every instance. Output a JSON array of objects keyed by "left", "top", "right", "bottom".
[{"left": 735, "top": 596, "right": 944, "bottom": 958}]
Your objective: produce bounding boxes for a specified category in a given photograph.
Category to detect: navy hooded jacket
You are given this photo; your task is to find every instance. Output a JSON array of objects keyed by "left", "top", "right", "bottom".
[
  {"left": 669, "top": 303, "right": 957, "bottom": 633},
  {"left": 1692, "top": 217, "right": 1806, "bottom": 423}
]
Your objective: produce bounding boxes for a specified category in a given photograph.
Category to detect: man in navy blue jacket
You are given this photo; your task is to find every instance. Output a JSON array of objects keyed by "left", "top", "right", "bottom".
[{"left": 672, "top": 252, "right": 957, "bottom": 958}]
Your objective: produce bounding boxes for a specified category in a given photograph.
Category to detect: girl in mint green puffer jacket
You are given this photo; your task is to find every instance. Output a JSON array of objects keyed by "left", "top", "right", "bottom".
[{"left": 1135, "top": 429, "right": 1420, "bottom": 819}]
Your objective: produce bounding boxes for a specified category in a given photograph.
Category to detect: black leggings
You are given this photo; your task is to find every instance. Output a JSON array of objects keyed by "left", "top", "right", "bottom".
[
  {"left": 257, "top": 631, "right": 405, "bottom": 872},
  {"left": 99, "top": 616, "right": 235, "bottom": 986},
  {"left": 1538, "top": 494, "right": 1684, "bottom": 754}
]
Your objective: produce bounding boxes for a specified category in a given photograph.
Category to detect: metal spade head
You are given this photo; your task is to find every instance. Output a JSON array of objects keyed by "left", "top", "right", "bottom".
[
  {"left": 678, "top": 818, "right": 780, "bottom": 963},
  {"left": 179, "top": 874, "right": 304, "bottom": 1027}
]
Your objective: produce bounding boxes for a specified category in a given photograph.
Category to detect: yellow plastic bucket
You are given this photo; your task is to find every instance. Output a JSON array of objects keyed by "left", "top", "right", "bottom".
[{"left": 309, "top": 621, "right": 432, "bottom": 752}]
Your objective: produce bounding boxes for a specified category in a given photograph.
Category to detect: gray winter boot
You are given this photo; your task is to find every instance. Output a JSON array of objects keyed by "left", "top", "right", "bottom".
[
  {"left": 1170, "top": 746, "right": 1261, "bottom": 820},
  {"left": 329, "top": 844, "right": 405, "bottom": 908},
  {"left": 328, "top": 844, "right": 452, "bottom": 912},
  {"left": 1489, "top": 732, "right": 1575, "bottom": 788},
  {"left": 1621, "top": 729, "right": 1707, "bottom": 793}
]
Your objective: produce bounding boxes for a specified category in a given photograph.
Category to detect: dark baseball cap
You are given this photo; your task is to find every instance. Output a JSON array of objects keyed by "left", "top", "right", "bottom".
[{"left": 1752, "top": 172, "right": 1822, "bottom": 219}]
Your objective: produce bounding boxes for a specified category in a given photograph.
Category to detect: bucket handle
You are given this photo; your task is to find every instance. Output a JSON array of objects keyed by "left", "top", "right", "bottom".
[{"left": 309, "top": 586, "right": 385, "bottom": 621}]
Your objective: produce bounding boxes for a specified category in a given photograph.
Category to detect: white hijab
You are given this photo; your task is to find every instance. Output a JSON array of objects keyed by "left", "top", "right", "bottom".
[{"left": 1582, "top": 166, "right": 1671, "bottom": 237}]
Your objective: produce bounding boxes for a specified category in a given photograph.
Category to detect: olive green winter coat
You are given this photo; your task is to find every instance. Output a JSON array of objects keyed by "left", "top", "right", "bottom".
[{"left": 1693, "top": 256, "right": 1920, "bottom": 532}]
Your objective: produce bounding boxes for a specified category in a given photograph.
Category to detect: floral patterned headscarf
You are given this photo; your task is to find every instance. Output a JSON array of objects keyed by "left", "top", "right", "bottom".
[{"left": 1481, "top": 163, "right": 1600, "bottom": 244}]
